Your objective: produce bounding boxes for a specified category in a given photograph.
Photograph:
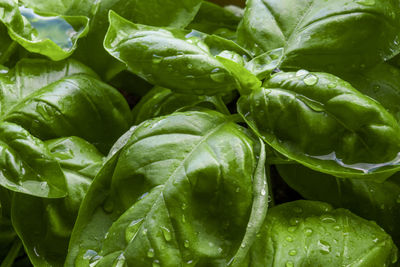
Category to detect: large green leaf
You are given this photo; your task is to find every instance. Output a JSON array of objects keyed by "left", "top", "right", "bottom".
[
  {"left": 238, "top": 71, "right": 400, "bottom": 180},
  {"left": 277, "top": 164, "right": 400, "bottom": 247},
  {"left": 12, "top": 136, "right": 104, "bottom": 267},
  {"left": 0, "top": 58, "right": 130, "bottom": 197},
  {"left": 339, "top": 63, "right": 400, "bottom": 122},
  {"left": 187, "top": 1, "right": 242, "bottom": 39},
  {"left": 104, "top": 11, "right": 249, "bottom": 95},
  {"left": 0, "top": 58, "right": 97, "bottom": 117},
  {"left": 250, "top": 200, "right": 398, "bottom": 266},
  {"left": 132, "top": 86, "right": 230, "bottom": 125},
  {"left": 20, "top": 0, "right": 202, "bottom": 75},
  {"left": 237, "top": 0, "right": 400, "bottom": 72},
  {"left": 0, "top": 59, "right": 131, "bottom": 154},
  {"left": 66, "top": 110, "right": 268, "bottom": 267},
  {"left": 0, "top": 122, "right": 66, "bottom": 198},
  {"left": 0, "top": 0, "right": 89, "bottom": 60}
]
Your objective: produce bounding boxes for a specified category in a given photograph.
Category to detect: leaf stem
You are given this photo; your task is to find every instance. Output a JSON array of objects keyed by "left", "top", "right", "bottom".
[
  {"left": 0, "top": 238, "right": 22, "bottom": 267},
  {"left": 0, "top": 41, "right": 18, "bottom": 65}
]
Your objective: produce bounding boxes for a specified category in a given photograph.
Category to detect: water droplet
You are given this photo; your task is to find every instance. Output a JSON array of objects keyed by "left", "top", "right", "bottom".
[
  {"left": 303, "top": 74, "right": 318, "bottom": 86},
  {"left": 327, "top": 83, "right": 337, "bottom": 89},
  {"left": 187, "top": 63, "right": 193, "bottom": 69},
  {"left": 210, "top": 70, "right": 225, "bottom": 83},
  {"left": 241, "top": 243, "right": 246, "bottom": 248},
  {"left": 286, "top": 261, "right": 294, "bottom": 267},
  {"left": 318, "top": 240, "right": 331, "bottom": 255},
  {"left": 289, "top": 249, "right": 297, "bottom": 256},
  {"left": 152, "top": 260, "right": 160, "bottom": 267},
  {"left": 125, "top": 218, "right": 144, "bottom": 243},
  {"left": 147, "top": 248, "right": 155, "bottom": 258},
  {"left": 83, "top": 250, "right": 98, "bottom": 260},
  {"left": 288, "top": 226, "right": 297, "bottom": 233},
  {"left": 373, "top": 237, "right": 379, "bottom": 243},
  {"left": 286, "top": 236, "right": 293, "bottom": 242},
  {"left": 113, "top": 254, "right": 126, "bottom": 267},
  {"left": 289, "top": 218, "right": 300, "bottom": 226},
  {"left": 142, "top": 228, "right": 148, "bottom": 235},
  {"left": 161, "top": 226, "right": 172, "bottom": 241},
  {"left": 304, "top": 228, "right": 313, "bottom": 236},
  {"left": 181, "top": 203, "right": 187, "bottom": 210},
  {"left": 261, "top": 188, "right": 266, "bottom": 196},
  {"left": 357, "top": 0, "right": 375, "bottom": 6},
  {"left": 184, "top": 240, "right": 190, "bottom": 248},
  {"left": 19, "top": 6, "right": 78, "bottom": 50},
  {"left": 152, "top": 55, "right": 163, "bottom": 64},
  {"left": 333, "top": 225, "right": 341, "bottom": 231},
  {"left": 296, "top": 69, "right": 309, "bottom": 77},
  {"left": 320, "top": 215, "right": 336, "bottom": 223}
]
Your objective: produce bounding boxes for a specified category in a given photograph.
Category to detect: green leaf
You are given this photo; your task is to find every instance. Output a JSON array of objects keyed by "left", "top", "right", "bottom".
[
  {"left": 21, "top": 0, "right": 202, "bottom": 75},
  {"left": 237, "top": 0, "right": 400, "bottom": 72},
  {"left": 188, "top": 1, "right": 242, "bottom": 37},
  {"left": 0, "top": 25, "right": 17, "bottom": 66},
  {"left": 245, "top": 48, "right": 283, "bottom": 80},
  {"left": 12, "top": 136, "right": 104, "bottom": 267},
  {"left": 104, "top": 11, "right": 244, "bottom": 95},
  {"left": 339, "top": 63, "right": 400, "bottom": 122},
  {"left": 238, "top": 71, "right": 400, "bottom": 180},
  {"left": 0, "top": 59, "right": 131, "bottom": 154},
  {"left": 277, "top": 164, "right": 400, "bottom": 247},
  {"left": 0, "top": 58, "right": 130, "bottom": 197},
  {"left": 0, "top": 0, "right": 89, "bottom": 60},
  {"left": 132, "top": 86, "right": 231, "bottom": 125},
  {"left": 0, "top": 122, "right": 66, "bottom": 198},
  {"left": 66, "top": 110, "right": 268, "bottom": 267},
  {"left": 250, "top": 200, "right": 398, "bottom": 266},
  {"left": 0, "top": 58, "right": 97, "bottom": 117}
]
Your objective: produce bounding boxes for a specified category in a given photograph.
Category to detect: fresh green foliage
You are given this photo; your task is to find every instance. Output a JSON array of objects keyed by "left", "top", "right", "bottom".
[
  {"left": 0, "top": 0, "right": 400, "bottom": 266},
  {"left": 238, "top": 71, "right": 400, "bottom": 180},
  {"left": 277, "top": 164, "right": 400, "bottom": 248},
  {"left": 237, "top": 0, "right": 400, "bottom": 72},
  {"left": 66, "top": 110, "right": 268, "bottom": 267},
  {"left": 0, "top": 0, "right": 89, "bottom": 60},
  {"left": 104, "top": 11, "right": 246, "bottom": 95},
  {"left": 132, "top": 86, "right": 231, "bottom": 124},
  {"left": 250, "top": 200, "right": 398, "bottom": 266}
]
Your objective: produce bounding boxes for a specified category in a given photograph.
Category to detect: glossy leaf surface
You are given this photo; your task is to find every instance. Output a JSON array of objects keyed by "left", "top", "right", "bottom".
[
  {"left": 66, "top": 110, "right": 268, "bottom": 267},
  {"left": 237, "top": 0, "right": 400, "bottom": 72},
  {"left": 238, "top": 71, "right": 400, "bottom": 179},
  {"left": 340, "top": 63, "right": 400, "bottom": 122},
  {"left": 12, "top": 136, "right": 104, "bottom": 267},
  {"left": 104, "top": 11, "right": 243, "bottom": 95},
  {"left": 277, "top": 164, "right": 400, "bottom": 247},
  {"left": 21, "top": 0, "right": 202, "bottom": 75},
  {"left": 0, "top": 0, "right": 89, "bottom": 60},
  {"left": 132, "top": 86, "right": 230, "bottom": 125},
  {"left": 0, "top": 122, "right": 66, "bottom": 198},
  {"left": 250, "top": 200, "right": 398, "bottom": 266}
]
